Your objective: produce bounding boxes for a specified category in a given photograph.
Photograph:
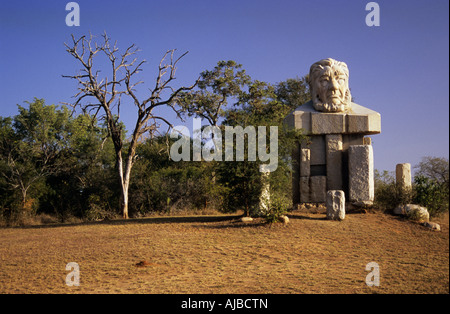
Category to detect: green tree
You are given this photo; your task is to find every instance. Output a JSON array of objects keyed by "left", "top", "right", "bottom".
[
  {"left": 128, "top": 135, "right": 225, "bottom": 215},
  {"left": 413, "top": 156, "right": 449, "bottom": 216},
  {"left": 274, "top": 76, "right": 310, "bottom": 110},
  {"left": 414, "top": 156, "right": 449, "bottom": 186},
  {"left": 178, "top": 60, "right": 251, "bottom": 128},
  {"left": 0, "top": 99, "right": 73, "bottom": 221},
  {"left": 41, "top": 113, "right": 118, "bottom": 220}
]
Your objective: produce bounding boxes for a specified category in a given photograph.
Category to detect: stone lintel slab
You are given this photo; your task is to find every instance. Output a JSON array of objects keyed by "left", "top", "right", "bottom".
[
  {"left": 347, "top": 113, "right": 381, "bottom": 135},
  {"left": 284, "top": 110, "right": 311, "bottom": 132},
  {"left": 311, "top": 112, "right": 346, "bottom": 134},
  {"left": 286, "top": 100, "right": 381, "bottom": 135}
]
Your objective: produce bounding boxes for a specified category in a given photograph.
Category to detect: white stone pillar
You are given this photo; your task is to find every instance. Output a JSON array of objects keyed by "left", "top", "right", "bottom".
[
  {"left": 396, "top": 163, "right": 412, "bottom": 190},
  {"left": 348, "top": 145, "right": 374, "bottom": 203}
]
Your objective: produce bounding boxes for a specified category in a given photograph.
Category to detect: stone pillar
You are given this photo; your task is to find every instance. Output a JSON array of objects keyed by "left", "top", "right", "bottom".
[
  {"left": 326, "top": 134, "right": 343, "bottom": 190},
  {"left": 348, "top": 145, "right": 374, "bottom": 203},
  {"left": 300, "top": 148, "right": 311, "bottom": 177},
  {"left": 299, "top": 177, "right": 310, "bottom": 203},
  {"left": 326, "top": 190, "right": 345, "bottom": 220},
  {"left": 291, "top": 143, "right": 300, "bottom": 205},
  {"left": 396, "top": 163, "right": 412, "bottom": 191}
]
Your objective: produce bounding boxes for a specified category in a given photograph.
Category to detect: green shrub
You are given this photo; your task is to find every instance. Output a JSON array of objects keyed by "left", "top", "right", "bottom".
[
  {"left": 264, "top": 195, "right": 289, "bottom": 223},
  {"left": 413, "top": 175, "right": 449, "bottom": 217},
  {"left": 374, "top": 181, "right": 415, "bottom": 211}
]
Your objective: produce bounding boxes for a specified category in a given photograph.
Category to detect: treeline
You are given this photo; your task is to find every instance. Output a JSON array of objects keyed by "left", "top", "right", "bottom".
[
  {"left": 0, "top": 74, "right": 310, "bottom": 226},
  {"left": 2, "top": 75, "right": 447, "bottom": 226}
]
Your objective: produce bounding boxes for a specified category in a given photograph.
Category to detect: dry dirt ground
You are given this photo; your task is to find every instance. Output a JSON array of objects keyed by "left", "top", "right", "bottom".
[{"left": 0, "top": 209, "right": 448, "bottom": 294}]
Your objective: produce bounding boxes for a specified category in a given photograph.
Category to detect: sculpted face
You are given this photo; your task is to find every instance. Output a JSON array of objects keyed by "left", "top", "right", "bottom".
[{"left": 309, "top": 58, "right": 352, "bottom": 112}]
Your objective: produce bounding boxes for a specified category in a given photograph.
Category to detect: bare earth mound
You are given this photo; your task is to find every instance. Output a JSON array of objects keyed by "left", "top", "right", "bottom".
[{"left": 0, "top": 210, "right": 448, "bottom": 294}]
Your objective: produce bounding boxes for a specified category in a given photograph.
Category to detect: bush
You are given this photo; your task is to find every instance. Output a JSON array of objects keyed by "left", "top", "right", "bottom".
[
  {"left": 84, "top": 194, "right": 116, "bottom": 221},
  {"left": 414, "top": 175, "right": 449, "bottom": 217},
  {"left": 374, "top": 172, "right": 449, "bottom": 218},
  {"left": 264, "top": 195, "right": 289, "bottom": 223},
  {"left": 374, "top": 181, "right": 415, "bottom": 211}
]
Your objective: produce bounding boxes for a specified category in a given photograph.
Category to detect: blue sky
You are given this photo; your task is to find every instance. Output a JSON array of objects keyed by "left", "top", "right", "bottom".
[{"left": 0, "top": 0, "right": 448, "bottom": 173}]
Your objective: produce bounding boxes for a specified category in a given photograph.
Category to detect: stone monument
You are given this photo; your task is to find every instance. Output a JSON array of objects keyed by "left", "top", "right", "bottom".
[{"left": 285, "top": 58, "right": 381, "bottom": 206}]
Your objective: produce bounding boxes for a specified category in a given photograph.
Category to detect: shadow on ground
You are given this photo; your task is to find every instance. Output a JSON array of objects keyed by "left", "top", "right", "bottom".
[{"left": 4, "top": 214, "right": 243, "bottom": 230}]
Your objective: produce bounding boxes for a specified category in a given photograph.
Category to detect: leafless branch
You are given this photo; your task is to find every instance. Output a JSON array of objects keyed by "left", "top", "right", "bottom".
[{"left": 63, "top": 33, "right": 198, "bottom": 218}]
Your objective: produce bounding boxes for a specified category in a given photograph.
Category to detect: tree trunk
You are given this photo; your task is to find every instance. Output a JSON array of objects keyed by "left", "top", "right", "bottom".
[
  {"left": 116, "top": 151, "right": 129, "bottom": 219},
  {"left": 121, "top": 182, "right": 129, "bottom": 219},
  {"left": 21, "top": 188, "right": 28, "bottom": 212},
  {"left": 120, "top": 151, "right": 134, "bottom": 219}
]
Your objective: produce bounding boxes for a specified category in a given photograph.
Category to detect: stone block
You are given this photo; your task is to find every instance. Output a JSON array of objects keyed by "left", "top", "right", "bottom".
[
  {"left": 293, "top": 111, "right": 311, "bottom": 132},
  {"left": 310, "top": 176, "right": 327, "bottom": 203},
  {"left": 342, "top": 134, "right": 365, "bottom": 151},
  {"left": 299, "top": 177, "right": 310, "bottom": 203},
  {"left": 285, "top": 110, "right": 311, "bottom": 133},
  {"left": 300, "top": 148, "right": 310, "bottom": 177},
  {"left": 306, "top": 135, "right": 326, "bottom": 165},
  {"left": 287, "top": 101, "right": 381, "bottom": 135},
  {"left": 311, "top": 112, "right": 346, "bottom": 134},
  {"left": 363, "top": 137, "right": 372, "bottom": 145},
  {"left": 326, "top": 190, "right": 345, "bottom": 220},
  {"left": 326, "top": 134, "right": 343, "bottom": 190},
  {"left": 347, "top": 112, "right": 381, "bottom": 134},
  {"left": 396, "top": 163, "right": 412, "bottom": 190},
  {"left": 284, "top": 112, "right": 295, "bottom": 128},
  {"left": 348, "top": 145, "right": 374, "bottom": 202}
]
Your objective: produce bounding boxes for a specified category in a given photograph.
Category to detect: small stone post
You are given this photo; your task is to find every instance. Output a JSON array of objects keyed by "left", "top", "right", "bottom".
[{"left": 326, "top": 190, "right": 345, "bottom": 220}]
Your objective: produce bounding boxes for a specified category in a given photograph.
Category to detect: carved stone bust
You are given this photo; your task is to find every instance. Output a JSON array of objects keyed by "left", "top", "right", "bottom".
[{"left": 308, "top": 58, "right": 352, "bottom": 113}]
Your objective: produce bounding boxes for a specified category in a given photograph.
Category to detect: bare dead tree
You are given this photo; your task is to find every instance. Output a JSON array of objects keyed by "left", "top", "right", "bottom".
[{"left": 63, "top": 33, "right": 197, "bottom": 219}]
